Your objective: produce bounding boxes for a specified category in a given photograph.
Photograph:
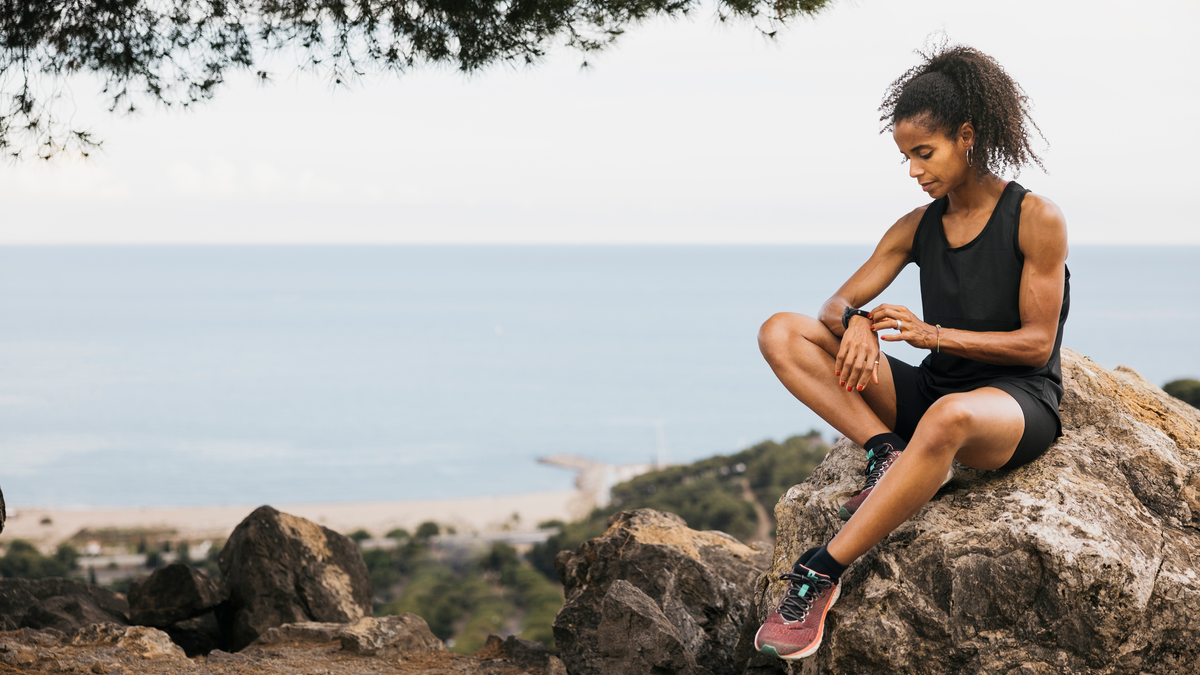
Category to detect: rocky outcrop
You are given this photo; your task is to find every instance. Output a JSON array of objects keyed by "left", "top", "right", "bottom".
[
  {"left": 70, "top": 622, "right": 187, "bottom": 659},
  {"left": 553, "top": 508, "right": 771, "bottom": 675},
  {"left": 217, "top": 505, "right": 372, "bottom": 650},
  {"left": 251, "top": 614, "right": 446, "bottom": 657},
  {"left": 339, "top": 614, "right": 446, "bottom": 656},
  {"left": 754, "top": 349, "right": 1200, "bottom": 675},
  {"left": 128, "top": 563, "right": 228, "bottom": 627},
  {"left": 0, "top": 578, "right": 128, "bottom": 632}
]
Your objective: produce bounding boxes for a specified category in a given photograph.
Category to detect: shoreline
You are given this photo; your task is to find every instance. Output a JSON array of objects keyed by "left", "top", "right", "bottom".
[{"left": 0, "top": 490, "right": 586, "bottom": 549}]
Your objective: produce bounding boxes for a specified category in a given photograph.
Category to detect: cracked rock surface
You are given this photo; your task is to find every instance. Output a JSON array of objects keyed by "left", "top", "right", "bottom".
[
  {"left": 217, "top": 505, "right": 373, "bottom": 651},
  {"left": 553, "top": 508, "right": 772, "bottom": 675},
  {"left": 752, "top": 349, "right": 1200, "bottom": 675}
]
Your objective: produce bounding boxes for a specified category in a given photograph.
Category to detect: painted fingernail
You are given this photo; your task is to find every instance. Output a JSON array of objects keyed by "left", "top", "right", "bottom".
[
  {"left": 840, "top": 381, "right": 845, "bottom": 387},
  {"left": 835, "top": 371, "right": 840, "bottom": 376},
  {"left": 857, "top": 385, "right": 864, "bottom": 391}
]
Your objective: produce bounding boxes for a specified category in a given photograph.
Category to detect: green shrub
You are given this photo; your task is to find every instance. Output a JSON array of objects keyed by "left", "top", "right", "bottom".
[
  {"left": 0, "top": 541, "right": 78, "bottom": 579},
  {"left": 362, "top": 548, "right": 403, "bottom": 593},
  {"left": 1164, "top": 378, "right": 1200, "bottom": 408},
  {"left": 175, "top": 542, "right": 191, "bottom": 565},
  {"left": 414, "top": 522, "right": 440, "bottom": 540},
  {"left": 347, "top": 529, "right": 372, "bottom": 544},
  {"left": 375, "top": 541, "right": 562, "bottom": 652}
]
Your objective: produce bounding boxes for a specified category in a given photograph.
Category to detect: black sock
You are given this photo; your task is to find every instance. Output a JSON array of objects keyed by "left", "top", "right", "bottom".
[
  {"left": 802, "top": 546, "right": 848, "bottom": 583},
  {"left": 864, "top": 432, "right": 907, "bottom": 453},
  {"left": 792, "top": 546, "right": 822, "bottom": 571}
]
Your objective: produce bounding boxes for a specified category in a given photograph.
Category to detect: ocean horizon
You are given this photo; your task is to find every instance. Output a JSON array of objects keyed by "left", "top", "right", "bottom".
[{"left": 1, "top": 245, "right": 1196, "bottom": 509}]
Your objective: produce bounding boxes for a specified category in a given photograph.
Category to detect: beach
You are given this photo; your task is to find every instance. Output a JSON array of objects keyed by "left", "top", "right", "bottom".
[{"left": 1, "top": 490, "right": 584, "bottom": 550}]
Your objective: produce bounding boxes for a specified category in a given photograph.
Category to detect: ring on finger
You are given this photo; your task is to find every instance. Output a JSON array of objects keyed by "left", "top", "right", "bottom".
[{"left": 897, "top": 319, "right": 903, "bottom": 331}]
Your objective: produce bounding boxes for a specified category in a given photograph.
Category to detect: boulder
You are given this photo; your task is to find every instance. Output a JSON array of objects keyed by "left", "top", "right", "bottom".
[
  {"left": 0, "top": 578, "right": 128, "bottom": 632},
  {"left": 755, "top": 349, "right": 1200, "bottom": 675},
  {"left": 217, "top": 505, "right": 372, "bottom": 650},
  {"left": 251, "top": 615, "right": 446, "bottom": 658},
  {"left": 338, "top": 614, "right": 446, "bottom": 657},
  {"left": 70, "top": 622, "right": 186, "bottom": 659},
  {"left": 128, "top": 563, "right": 227, "bottom": 627},
  {"left": 552, "top": 508, "right": 772, "bottom": 675}
]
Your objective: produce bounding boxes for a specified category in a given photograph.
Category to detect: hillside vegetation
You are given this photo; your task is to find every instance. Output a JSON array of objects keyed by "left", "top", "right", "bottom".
[{"left": 528, "top": 432, "right": 830, "bottom": 580}]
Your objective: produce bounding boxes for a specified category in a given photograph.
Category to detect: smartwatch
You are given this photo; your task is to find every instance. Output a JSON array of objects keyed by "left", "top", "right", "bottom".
[{"left": 842, "top": 306, "right": 870, "bottom": 330}]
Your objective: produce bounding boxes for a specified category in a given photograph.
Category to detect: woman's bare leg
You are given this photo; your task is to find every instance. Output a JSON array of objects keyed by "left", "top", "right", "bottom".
[
  {"left": 758, "top": 312, "right": 896, "bottom": 447},
  {"left": 825, "top": 387, "right": 1024, "bottom": 564}
]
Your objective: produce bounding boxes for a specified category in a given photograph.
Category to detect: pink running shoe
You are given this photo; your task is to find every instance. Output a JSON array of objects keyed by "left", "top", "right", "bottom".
[
  {"left": 838, "top": 444, "right": 953, "bottom": 521},
  {"left": 754, "top": 563, "right": 840, "bottom": 660}
]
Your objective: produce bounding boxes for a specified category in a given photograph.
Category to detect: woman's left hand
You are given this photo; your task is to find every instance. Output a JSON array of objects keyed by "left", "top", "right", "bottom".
[{"left": 869, "top": 304, "right": 937, "bottom": 351}]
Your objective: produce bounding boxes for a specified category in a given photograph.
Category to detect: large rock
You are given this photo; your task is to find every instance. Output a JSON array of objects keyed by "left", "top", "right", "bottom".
[
  {"left": 338, "top": 614, "right": 446, "bottom": 657},
  {"left": 0, "top": 578, "right": 128, "bottom": 632},
  {"left": 217, "top": 505, "right": 372, "bottom": 650},
  {"left": 755, "top": 349, "right": 1200, "bottom": 675},
  {"left": 70, "top": 622, "right": 187, "bottom": 659},
  {"left": 251, "top": 614, "right": 446, "bottom": 657},
  {"left": 553, "top": 508, "right": 771, "bottom": 675},
  {"left": 128, "top": 563, "right": 228, "bottom": 627}
]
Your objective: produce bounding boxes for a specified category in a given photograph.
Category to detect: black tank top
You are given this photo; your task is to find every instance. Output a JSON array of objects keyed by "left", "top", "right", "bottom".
[{"left": 911, "top": 181, "right": 1070, "bottom": 428}]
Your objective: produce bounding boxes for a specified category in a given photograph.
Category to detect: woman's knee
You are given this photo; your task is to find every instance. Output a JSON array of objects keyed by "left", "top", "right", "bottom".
[
  {"left": 919, "top": 395, "right": 976, "bottom": 440},
  {"left": 758, "top": 312, "right": 819, "bottom": 363}
]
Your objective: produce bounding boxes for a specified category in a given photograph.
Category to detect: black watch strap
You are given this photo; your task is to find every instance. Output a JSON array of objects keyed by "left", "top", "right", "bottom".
[{"left": 842, "top": 306, "right": 870, "bottom": 330}]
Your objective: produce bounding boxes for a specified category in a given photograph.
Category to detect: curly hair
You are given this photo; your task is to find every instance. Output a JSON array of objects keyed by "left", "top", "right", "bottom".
[{"left": 880, "top": 39, "right": 1045, "bottom": 178}]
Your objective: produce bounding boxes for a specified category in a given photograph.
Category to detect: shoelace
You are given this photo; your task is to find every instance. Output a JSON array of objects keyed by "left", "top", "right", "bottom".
[
  {"left": 862, "top": 445, "right": 902, "bottom": 491},
  {"left": 776, "top": 570, "right": 834, "bottom": 622}
]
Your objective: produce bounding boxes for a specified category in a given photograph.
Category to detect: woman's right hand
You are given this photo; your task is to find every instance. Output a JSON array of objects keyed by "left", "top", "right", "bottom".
[{"left": 834, "top": 315, "right": 880, "bottom": 392}]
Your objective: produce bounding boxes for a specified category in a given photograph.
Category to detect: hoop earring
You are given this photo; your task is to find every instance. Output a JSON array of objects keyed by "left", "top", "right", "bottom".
[{"left": 967, "top": 146, "right": 974, "bottom": 167}]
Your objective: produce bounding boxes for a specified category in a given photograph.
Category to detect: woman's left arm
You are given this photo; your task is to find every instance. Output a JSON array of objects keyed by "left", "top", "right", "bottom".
[{"left": 872, "top": 193, "right": 1068, "bottom": 366}]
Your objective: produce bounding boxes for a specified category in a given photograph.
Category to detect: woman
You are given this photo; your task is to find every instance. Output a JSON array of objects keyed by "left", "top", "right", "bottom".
[{"left": 752, "top": 42, "right": 1070, "bottom": 660}]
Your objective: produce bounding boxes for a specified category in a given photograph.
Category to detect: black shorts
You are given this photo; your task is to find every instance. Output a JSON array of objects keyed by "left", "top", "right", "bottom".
[{"left": 888, "top": 356, "right": 1058, "bottom": 470}]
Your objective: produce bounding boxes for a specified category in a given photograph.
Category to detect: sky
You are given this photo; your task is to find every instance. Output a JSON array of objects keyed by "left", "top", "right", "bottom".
[{"left": 2, "top": 0, "right": 1197, "bottom": 245}]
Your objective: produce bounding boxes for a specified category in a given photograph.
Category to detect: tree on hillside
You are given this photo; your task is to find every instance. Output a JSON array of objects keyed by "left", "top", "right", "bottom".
[
  {"left": 1164, "top": 378, "right": 1200, "bottom": 409},
  {"left": 0, "top": 0, "right": 832, "bottom": 159}
]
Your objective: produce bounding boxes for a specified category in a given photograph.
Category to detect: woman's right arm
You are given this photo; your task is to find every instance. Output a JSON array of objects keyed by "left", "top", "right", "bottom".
[{"left": 824, "top": 208, "right": 923, "bottom": 391}]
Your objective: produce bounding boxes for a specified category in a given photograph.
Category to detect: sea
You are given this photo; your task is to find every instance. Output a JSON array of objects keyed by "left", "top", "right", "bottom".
[{"left": 1, "top": 245, "right": 1196, "bottom": 509}]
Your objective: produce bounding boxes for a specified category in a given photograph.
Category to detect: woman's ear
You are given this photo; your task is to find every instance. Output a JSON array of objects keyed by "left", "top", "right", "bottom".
[{"left": 959, "top": 122, "right": 976, "bottom": 147}]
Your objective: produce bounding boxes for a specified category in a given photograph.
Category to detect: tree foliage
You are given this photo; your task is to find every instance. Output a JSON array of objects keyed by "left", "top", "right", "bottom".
[
  {"left": 1164, "top": 378, "right": 1200, "bottom": 409},
  {"left": 0, "top": 0, "right": 832, "bottom": 158},
  {"left": 0, "top": 539, "right": 79, "bottom": 578},
  {"left": 369, "top": 538, "right": 562, "bottom": 651}
]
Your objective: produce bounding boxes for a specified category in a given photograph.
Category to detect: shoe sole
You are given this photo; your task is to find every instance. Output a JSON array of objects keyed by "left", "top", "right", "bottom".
[
  {"left": 754, "top": 583, "right": 841, "bottom": 660},
  {"left": 838, "top": 466, "right": 955, "bottom": 522}
]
